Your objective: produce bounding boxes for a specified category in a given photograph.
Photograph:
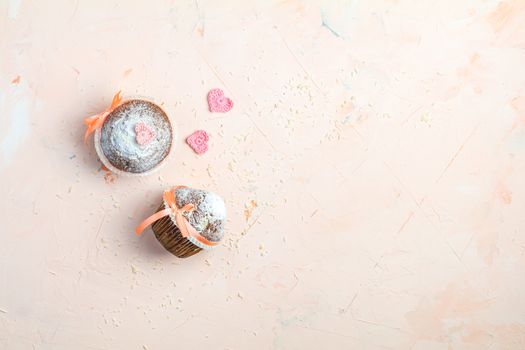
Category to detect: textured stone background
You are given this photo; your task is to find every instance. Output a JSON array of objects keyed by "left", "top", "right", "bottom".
[{"left": 1, "top": 0, "right": 525, "bottom": 349}]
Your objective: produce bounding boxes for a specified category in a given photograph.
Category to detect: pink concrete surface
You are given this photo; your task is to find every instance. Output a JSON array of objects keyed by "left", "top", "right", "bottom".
[{"left": 1, "top": 0, "right": 525, "bottom": 349}]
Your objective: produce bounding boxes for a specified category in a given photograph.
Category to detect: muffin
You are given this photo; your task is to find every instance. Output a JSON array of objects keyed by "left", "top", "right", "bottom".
[
  {"left": 85, "top": 93, "right": 174, "bottom": 176},
  {"left": 135, "top": 186, "right": 226, "bottom": 258}
]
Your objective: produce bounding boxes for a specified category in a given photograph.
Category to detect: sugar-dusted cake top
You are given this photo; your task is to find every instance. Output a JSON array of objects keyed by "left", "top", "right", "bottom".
[
  {"left": 100, "top": 100, "right": 172, "bottom": 173},
  {"left": 174, "top": 187, "right": 226, "bottom": 242}
]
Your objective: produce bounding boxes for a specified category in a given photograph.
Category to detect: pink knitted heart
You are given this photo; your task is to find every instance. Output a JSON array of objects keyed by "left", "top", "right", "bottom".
[
  {"left": 186, "top": 130, "right": 209, "bottom": 154},
  {"left": 135, "top": 122, "right": 155, "bottom": 145},
  {"left": 207, "top": 88, "right": 233, "bottom": 113}
]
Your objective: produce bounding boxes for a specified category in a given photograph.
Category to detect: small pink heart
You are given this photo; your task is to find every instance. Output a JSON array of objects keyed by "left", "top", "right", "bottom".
[
  {"left": 135, "top": 122, "right": 155, "bottom": 146},
  {"left": 207, "top": 88, "right": 233, "bottom": 113},
  {"left": 186, "top": 130, "right": 209, "bottom": 154}
]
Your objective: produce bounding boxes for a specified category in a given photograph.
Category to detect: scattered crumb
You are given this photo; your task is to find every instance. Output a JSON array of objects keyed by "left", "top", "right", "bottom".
[
  {"left": 244, "top": 200, "right": 257, "bottom": 221},
  {"left": 207, "top": 165, "right": 214, "bottom": 177},
  {"left": 11, "top": 75, "right": 20, "bottom": 84},
  {"left": 104, "top": 171, "right": 117, "bottom": 184},
  {"left": 420, "top": 112, "right": 432, "bottom": 125},
  {"left": 498, "top": 183, "right": 512, "bottom": 204}
]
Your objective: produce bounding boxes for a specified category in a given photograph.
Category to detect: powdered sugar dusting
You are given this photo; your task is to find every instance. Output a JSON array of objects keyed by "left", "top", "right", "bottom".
[
  {"left": 100, "top": 100, "right": 172, "bottom": 173},
  {"left": 174, "top": 187, "right": 226, "bottom": 242},
  {"left": 203, "top": 191, "right": 226, "bottom": 219}
]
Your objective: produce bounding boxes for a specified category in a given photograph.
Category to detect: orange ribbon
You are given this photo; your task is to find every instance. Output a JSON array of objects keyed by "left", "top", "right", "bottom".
[
  {"left": 83, "top": 91, "right": 123, "bottom": 143},
  {"left": 135, "top": 186, "right": 219, "bottom": 247}
]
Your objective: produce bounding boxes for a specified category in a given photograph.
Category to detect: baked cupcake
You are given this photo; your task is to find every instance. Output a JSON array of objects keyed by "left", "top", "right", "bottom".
[
  {"left": 135, "top": 186, "right": 226, "bottom": 258},
  {"left": 84, "top": 91, "right": 174, "bottom": 176}
]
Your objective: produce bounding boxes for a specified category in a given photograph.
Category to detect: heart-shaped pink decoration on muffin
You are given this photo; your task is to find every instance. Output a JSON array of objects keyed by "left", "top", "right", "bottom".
[
  {"left": 186, "top": 130, "right": 209, "bottom": 154},
  {"left": 135, "top": 122, "right": 155, "bottom": 146},
  {"left": 207, "top": 88, "right": 233, "bottom": 113}
]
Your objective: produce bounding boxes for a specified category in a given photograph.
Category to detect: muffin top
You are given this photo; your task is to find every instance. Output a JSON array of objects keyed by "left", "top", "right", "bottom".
[
  {"left": 99, "top": 100, "right": 172, "bottom": 174},
  {"left": 174, "top": 187, "right": 226, "bottom": 242}
]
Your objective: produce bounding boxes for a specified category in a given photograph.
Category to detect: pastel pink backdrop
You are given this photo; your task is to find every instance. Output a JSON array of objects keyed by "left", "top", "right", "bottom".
[{"left": 1, "top": 0, "right": 525, "bottom": 349}]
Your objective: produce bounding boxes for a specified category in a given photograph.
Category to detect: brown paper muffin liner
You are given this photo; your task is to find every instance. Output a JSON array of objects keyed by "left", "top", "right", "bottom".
[{"left": 151, "top": 203, "right": 203, "bottom": 258}]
